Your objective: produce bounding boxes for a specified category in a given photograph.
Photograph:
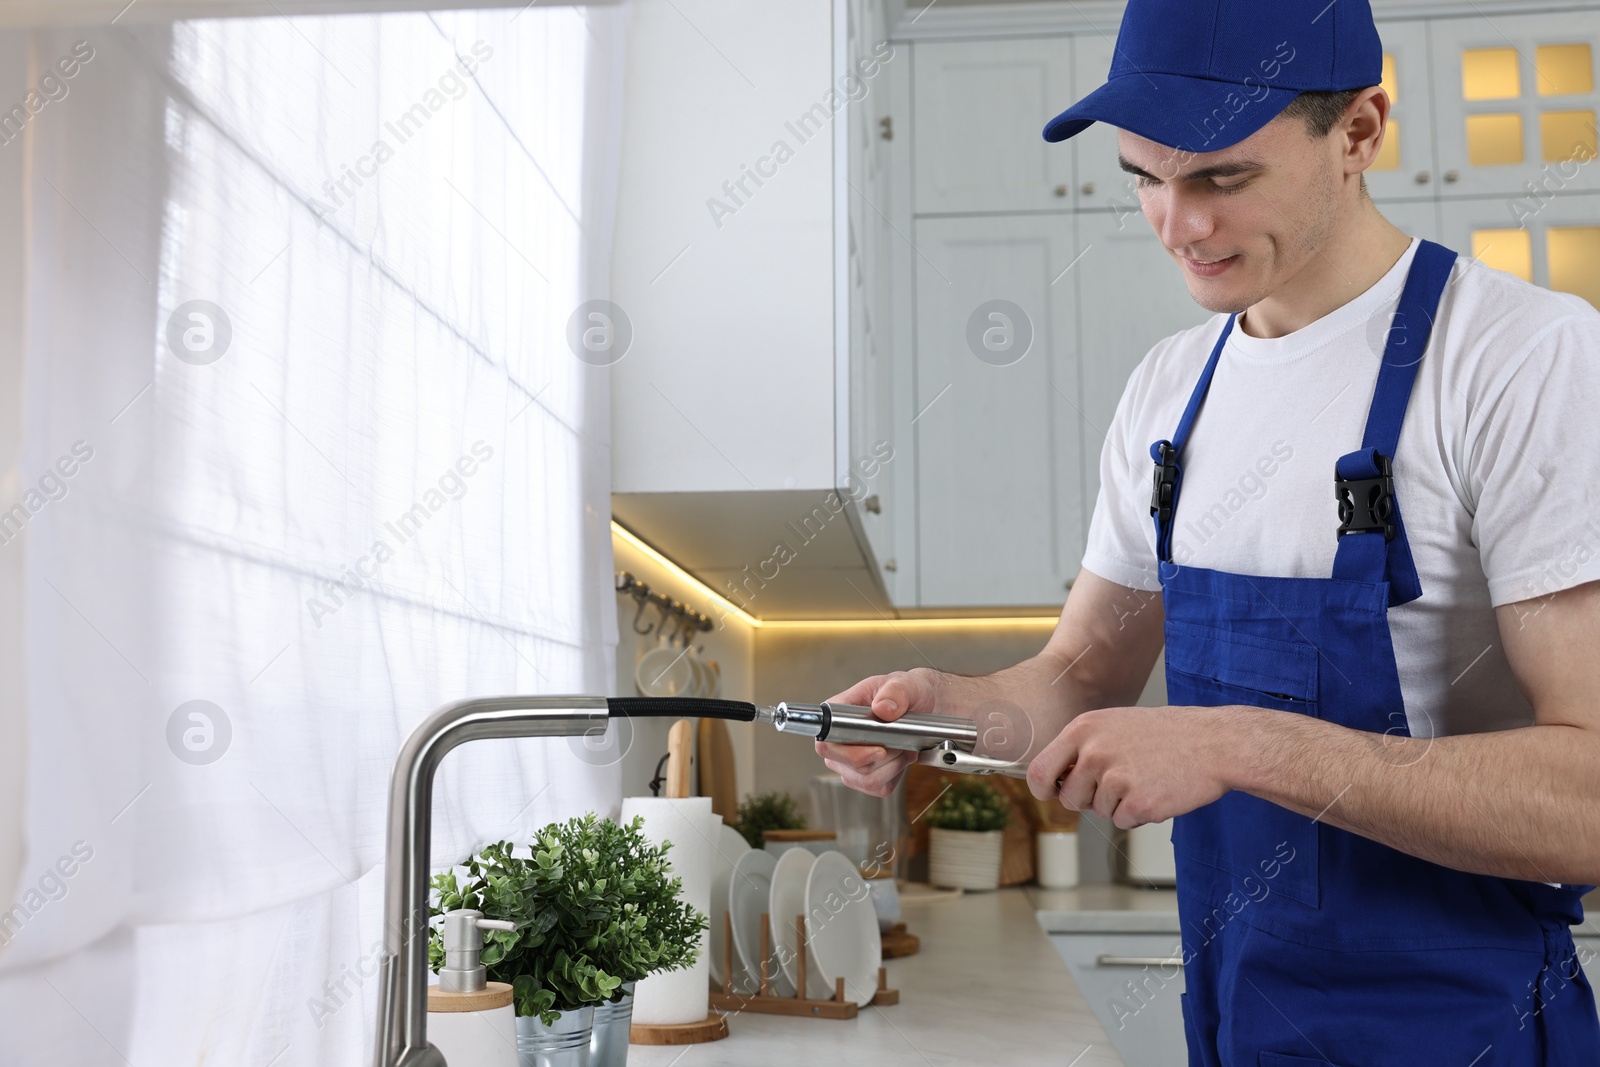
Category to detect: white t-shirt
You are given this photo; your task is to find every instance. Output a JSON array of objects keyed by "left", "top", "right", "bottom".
[{"left": 1082, "top": 236, "right": 1600, "bottom": 738}]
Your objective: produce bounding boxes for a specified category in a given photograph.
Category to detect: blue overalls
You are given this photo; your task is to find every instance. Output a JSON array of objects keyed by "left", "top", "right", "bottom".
[{"left": 1149, "top": 240, "right": 1600, "bottom": 1065}]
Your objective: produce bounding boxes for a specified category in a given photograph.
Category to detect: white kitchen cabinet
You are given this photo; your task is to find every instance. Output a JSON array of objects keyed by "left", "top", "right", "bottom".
[
  {"left": 1431, "top": 12, "right": 1600, "bottom": 199},
  {"left": 609, "top": 0, "right": 904, "bottom": 619},
  {"left": 1440, "top": 192, "right": 1600, "bottom": 310},
  {"left": 612, "top": 0, "right": 837, "bottom": 496},
  {"left": 843, "top": 0, "right": 903, "bottom": 602},
  {"left": 1071, "top": 210, "right": 1209, "bottom": 536},
  {"left": 878, "top": 8, "right": 1600, "bottom": 613},
  {"left": 626, "top": 4, "right": 1598, "bottom": 617},
  {"left": 911, "top": 37, "right": 1075, "bottom": 215},
  {"left": 1070, "top": 33, "right": 1140, "bottom": 216},
  {"left": 1050, "top": 932, "right": 1189, "bottom": 1067},
  {"left": 1366, "top": 20, "right": 1441, "bottom": 203},
  {"left": 911, "top": 213, "right": 1087, "bottom": 607}
]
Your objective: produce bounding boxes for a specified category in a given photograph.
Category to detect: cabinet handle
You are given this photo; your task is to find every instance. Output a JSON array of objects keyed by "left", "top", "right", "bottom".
[
  {"left": 864, "top": 494, "right": 882, "bottom": 514},
  {"left": 1095, "top": 955, "right": 1184, "bottom": 968},
  {"left": 1414, "top": 170, "right": 1431, "bottom": 185},
  {"left": 1054, "top": 184, "right": 1069, "bottom": 198},
  {"left": 884, "top": 558, "right": 898, "bottom": 572},
  {"left": 1443, "top": 170, "right": 1460, "bottom": 183},
  {"left": 880, "top": 116, "right": 893, "bottom": 141}
]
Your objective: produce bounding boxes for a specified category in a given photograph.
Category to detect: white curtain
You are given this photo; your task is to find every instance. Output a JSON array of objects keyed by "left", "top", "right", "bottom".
[{"left": 0, "top": 7, "right": 630, "bottom": 1064}]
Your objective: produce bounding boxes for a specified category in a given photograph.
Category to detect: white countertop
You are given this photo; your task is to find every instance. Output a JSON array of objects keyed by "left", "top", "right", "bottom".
[
  {"left": 1029, "top": 883, "right": 1181, "bottom": 934},
  {"left": 628, "top": 885, "right": 1135, "bottom": 1066},
  {"left": 627, "top": 881, "right": 1600, "bottom": 1065}
]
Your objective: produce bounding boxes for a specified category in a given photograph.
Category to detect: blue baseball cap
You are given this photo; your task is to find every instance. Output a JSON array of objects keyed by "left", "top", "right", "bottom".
[{"left": 1043, "top": 0, "right": 1383, "bottom": 152}]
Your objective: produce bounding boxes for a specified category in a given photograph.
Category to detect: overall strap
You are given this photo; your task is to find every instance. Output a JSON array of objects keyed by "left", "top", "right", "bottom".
[
  {"left": 1149, "top": 314, "right": 1236, "bottom": 563},
  {"left": 1331, "top": 239, "right": 1459, "bottom": 604}
]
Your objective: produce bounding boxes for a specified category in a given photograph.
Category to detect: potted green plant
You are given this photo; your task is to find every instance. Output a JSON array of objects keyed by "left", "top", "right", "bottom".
[
  {"left": 429, "top": 815, "right": 706, "bottom": 1067},
  {"left": 566, "top": 814, "right": 706, "bottom": 1067},
  {"left": 734, "top": 791, "right": 806, "bottom": 849},
  {"left": 924, "top": 778, "right": 1010, "bottom": 891}
]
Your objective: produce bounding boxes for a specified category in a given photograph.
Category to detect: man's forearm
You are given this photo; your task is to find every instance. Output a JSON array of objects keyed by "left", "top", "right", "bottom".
[
  {"left": 891, "top": 571, "right": 1164, "bottom": 764},
  {"left": 914, "top": 648, "right": 1122, "bottom": 762},
  {"left": 1229, "top": 706, "right": 1600, "bottom": 884}
]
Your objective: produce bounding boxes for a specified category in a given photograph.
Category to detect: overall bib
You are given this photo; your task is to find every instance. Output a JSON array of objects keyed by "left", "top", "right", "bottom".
[{"left": 1149, "top": 240, "right": 1600, "bottom": 1065}]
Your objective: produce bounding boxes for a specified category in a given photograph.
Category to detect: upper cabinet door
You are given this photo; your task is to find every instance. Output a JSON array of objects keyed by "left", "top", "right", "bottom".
[
  {"left": 1072, "top": 211, "right": 1211, "bottom": 542},
  {"left": 1432, "top": 12, "right": 1600, "bottom": 199},
  {"left": 911, "top": 214, "right": 1085, "bottom": 608},
  {"left": 1070, "top": 32, "right": 1142, "bottom": 215},
  {"left": 1366, "top": 20, "right": 1438, "bottom": 202},
  {"left": 911, "top": 38, "right": 1075, "bottom": 214},
  {"left": 843, "top": 0, "right": 901, "bottom": 594}
]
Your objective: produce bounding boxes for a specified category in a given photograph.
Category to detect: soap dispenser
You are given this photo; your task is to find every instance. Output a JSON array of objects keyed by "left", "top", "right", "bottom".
[{"left": 427, "top": 908, "right": 519, "bottom": 1067}]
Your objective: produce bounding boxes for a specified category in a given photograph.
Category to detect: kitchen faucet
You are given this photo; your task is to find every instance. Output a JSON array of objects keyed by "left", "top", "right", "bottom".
[{"left": 372, "top": 695, "right": 1026, "bottom": 1067}]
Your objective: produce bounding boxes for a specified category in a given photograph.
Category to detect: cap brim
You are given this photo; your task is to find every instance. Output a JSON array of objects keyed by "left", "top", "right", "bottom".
[{"left": 1043, "top": 72, "right": 1301, "bottom": 153}]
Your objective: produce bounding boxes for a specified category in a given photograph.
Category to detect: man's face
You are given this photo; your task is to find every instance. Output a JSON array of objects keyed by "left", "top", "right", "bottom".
[{"left": 1118, "top": 114, "right": 1345, "bottom": 315}]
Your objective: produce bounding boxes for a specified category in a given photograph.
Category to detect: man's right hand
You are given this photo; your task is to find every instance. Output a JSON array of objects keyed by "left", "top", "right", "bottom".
[{"left": 813, "top": 669, "right": 942, "bottom": 797}]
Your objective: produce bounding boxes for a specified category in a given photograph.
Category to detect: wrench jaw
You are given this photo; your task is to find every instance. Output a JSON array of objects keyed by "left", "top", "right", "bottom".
[{"left": 916, "top": 741, "right": 1031, "bottom": 778}]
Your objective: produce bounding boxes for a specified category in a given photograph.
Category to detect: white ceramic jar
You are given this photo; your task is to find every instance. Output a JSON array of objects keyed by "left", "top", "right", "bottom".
[{"left": 1035, "top": 828, "right": 1079, "bottom": 889}]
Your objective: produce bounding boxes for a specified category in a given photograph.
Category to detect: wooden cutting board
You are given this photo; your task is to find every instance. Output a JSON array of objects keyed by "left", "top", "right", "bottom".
[
  {"left": 664, "top": 719, "right": 694, "bottom": 799},
  {"left": 697, "top": 716, "right": 739, "bottom": 823}
]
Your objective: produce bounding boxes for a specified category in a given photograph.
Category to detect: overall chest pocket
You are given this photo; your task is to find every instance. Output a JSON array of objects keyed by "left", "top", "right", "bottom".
[
  {"left": 1165, "top": 621, "right": 1321, "bottom": 910},
  {"left": 1165, "top": 621, "right": 1319, "bottom": 710}
]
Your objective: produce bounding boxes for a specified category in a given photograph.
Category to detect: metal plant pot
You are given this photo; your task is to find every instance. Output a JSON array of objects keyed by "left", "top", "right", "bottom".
[
  {"left": 515, "top": 1005, "right": 594, "bottom": 1067},
  {"left": 588, "top": 981, "right": 634, "bottom": 1067}
]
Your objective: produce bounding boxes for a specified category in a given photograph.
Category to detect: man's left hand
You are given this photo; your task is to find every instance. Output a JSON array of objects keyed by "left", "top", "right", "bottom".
[{"left": 1026, "top": 705, "right": 1243, "bottom": 828}]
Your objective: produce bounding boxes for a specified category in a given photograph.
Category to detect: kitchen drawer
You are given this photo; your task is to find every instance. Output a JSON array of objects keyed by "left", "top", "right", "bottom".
[{"left": 1049, "top": 932, "right": 1187, "bottom": 1067}]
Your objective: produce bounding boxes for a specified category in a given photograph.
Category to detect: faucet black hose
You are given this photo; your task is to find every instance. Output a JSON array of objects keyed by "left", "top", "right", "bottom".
[{"left": 606, "top": 696, "right": 758, "bottom": 721}]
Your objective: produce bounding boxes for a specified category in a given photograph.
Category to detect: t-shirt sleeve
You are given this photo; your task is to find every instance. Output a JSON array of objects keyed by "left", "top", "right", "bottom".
[
  {"left": 1081, "top": 352, "right": 1163, "bottom": 594},
  {"left": 1467, "top": 304, "right": 1600, "bottom": 607}
]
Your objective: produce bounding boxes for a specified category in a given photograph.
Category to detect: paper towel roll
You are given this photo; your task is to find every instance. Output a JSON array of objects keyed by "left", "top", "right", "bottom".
[{"left": 620, "top": 796, "right": 715, "bottom": 1025}]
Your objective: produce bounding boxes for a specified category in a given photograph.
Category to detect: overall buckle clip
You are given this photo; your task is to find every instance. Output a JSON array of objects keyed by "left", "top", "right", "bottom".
[
  {"left": 1150, "top": 441, "right": 1179, "bottom": 525},
  {"left": 1336, "top": 452, "right": 1397, "bottom": 541}
]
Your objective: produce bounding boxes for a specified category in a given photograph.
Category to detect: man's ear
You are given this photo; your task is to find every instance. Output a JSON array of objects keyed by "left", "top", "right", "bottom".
[{"left": 1343, "top": 85, "right": 1391, "bottom": 178}]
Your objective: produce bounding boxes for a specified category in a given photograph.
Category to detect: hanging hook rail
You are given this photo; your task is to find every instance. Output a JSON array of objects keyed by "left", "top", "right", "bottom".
[{"left": 614, "top": 571, "right": 715, "bottom": 637}]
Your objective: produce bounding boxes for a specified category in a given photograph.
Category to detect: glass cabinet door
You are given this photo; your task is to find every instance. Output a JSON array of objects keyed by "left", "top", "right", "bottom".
[
  {"left": 1441, "top": 193, "right": 1600, "bottom": 311},
  {"left": 1432, "top": 12, "right": 1600, "bottom": 198}
]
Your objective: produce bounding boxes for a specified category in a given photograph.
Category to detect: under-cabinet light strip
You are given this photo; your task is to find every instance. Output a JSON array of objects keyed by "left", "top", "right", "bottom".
[
  {"left": 610, "top": 521, "right": 1059, "bottom": 630},
  {"left": 611, "top": 521, "right": 762, "bottom": 628}
]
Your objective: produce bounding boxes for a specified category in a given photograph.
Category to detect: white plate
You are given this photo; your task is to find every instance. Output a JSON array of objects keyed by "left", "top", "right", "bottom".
[
  {"left": 803, "top": 850, "right": 883, "bottom": 1007},
  {"left": 769, "top": 847, "right": 832, "bottom": 999},
  {"left": 686, "top": 652, "right": 712, "bottom": 698},
  {"left": 709, "top": 822, "right": 751, "bottom": 989},
  {"left": 634, "top": 643, "right": 692, "bottom": 697},
  {"left": 728, "top": 849, "right": 792, "bottom": 995}
]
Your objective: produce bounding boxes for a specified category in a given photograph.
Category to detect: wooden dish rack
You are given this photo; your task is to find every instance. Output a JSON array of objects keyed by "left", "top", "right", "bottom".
[{"left": 708, "top": 909, "right": 899, "bottom": 1019}]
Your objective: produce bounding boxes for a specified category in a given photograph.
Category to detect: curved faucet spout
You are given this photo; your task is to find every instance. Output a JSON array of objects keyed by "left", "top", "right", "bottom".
[{"left": 372, "top": 696, "right": 609, "bottom": 1067}]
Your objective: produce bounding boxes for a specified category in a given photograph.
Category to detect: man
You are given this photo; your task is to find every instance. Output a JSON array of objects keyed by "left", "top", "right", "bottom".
[{"left": 818, "top": 0, "right": 1600, "bottom": 1062}]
